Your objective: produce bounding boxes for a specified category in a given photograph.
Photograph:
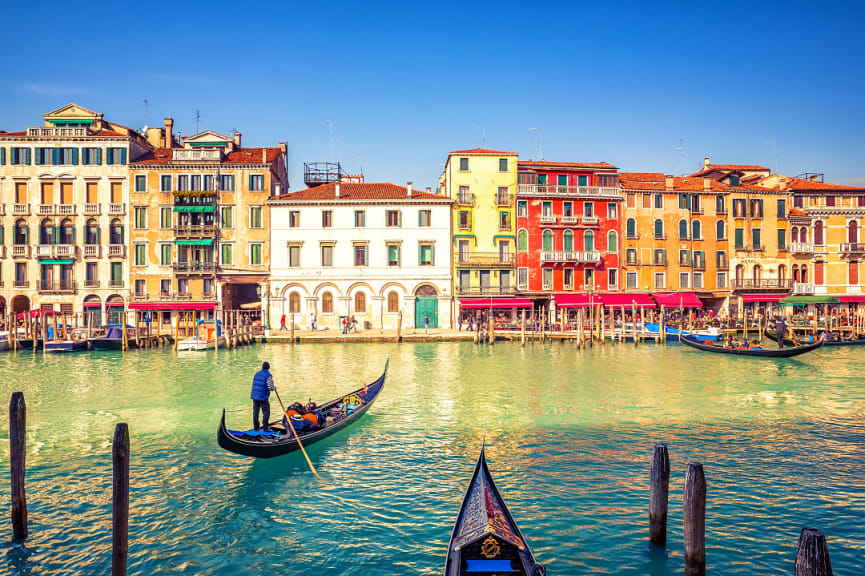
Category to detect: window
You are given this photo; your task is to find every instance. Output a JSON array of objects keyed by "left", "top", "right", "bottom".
[
  {"left": 642, "top": 194, "right": 651, "bottom": 209},
  {"left": 693, "top": 250, "right": 705, "bottom": 269},
  {"left": 717, "top": 250, "right": 727, "bottom": 269},
  {"left": 85, "top": 263, "right": 98, "bottom": 287},
  {"left": 716, "top": 220, "right": 725, "bottom": 240},
  {"left": 517, "top": 201, "right": 527, "bottom": 218},
  {"left": 752, "top": 228, "right": 762, "bottom": 250},
  {"left": 777, "top": 199, "right": 786, "bottom": 218},
  {"left": 288, "top": 244, "right": 301, "bottom": 267},
  {"left": 85, "top": 219, "right": 99, "bottom": 244},
  {"left": 583, "top": 202, "right": 594, "bottom": 218},
  {"left": 750, "top": 199, "right": 763, "bottom": 218},
  {"left": 249, "top": 174, "right": 264, "bottom": 191},
  {"left": 110, "top": 219, "right": 124, "bottom": 244},
  {"left": 354, "top": 210, "right": 365, "bottom": 227},
  {"left": 419, "top": 210, "right": 431, "bottom": 227},
  {"left": 563, "top": 202, "right": 573, "bottom": 218},
  {"left": 825, "top": 196, "right": 836, "bottom": 207},
  {"left": 679, "top": 219, "right": 688, "bottom": 239},
  {"left": 654, "top": 219, "right": 664, "bottom": 239},
  {"left": 654, "top": 249, "right": 666, "bottom": 265},
  {"left": 134, "top": 244, "right": 146, "bottom": 266},
  {"left": 81, "top": 148, "right": 100, "bottom": 165},
  {"left": 458, "top": 210, "right": 471, "bottom": 230},
  {"left": 627, "top": 271, "right": 638, "bottom": 289},
  {"left": 693, "top": 272, "right": 704, "bottom": 289},
  {"left": 221, "top": 244, "right": 233, "bottom": 265},
  {"left": 499, "top": 158, "right": 508, "bottom": 172},
  {"left": 419, "top": 243, "right": 434, "bottom": 266},
  {"left": 584, "top": 268, "right": 594, "bottom": 289},
  {"left": 387, "top": 244, "right": 401, "bottom": 267},
  {"left": 777, "top": 229, "right": 787, "bottom": 250},
  {"left": 135, "top": 175, "right": 146, "bottom": 192},
  {"left": 498, "top": 211, "right": 510, "bottom": 230},
  {"left": 288, "top": 211, "right": 300, "bottom": 227},
  {"left": 177, "top": 175, "right": 189, "bottom": 191},
  {"left": 160, "top": 207, "right": 172, "bottom": 229},
  {"left": 110, "top": 262, "right": 123, "bottom": 286},
  {"left": 459, "top": 157, "right": 469, "bottom": 171},
  {"left": 563, "top": 230, "right": 574, "bottom": 252},
  {"left": 518, "top": 229, "right": 528, "bottom": 252},
  {"left": 386, "top": 210, "right": 401, "bottom": 227},
  {"left": 717, "top": 272, "right": 727, "bottom": 289},
  {"left": 715, "top": 196, "right": 726, "bottom": 214},
  {"left": 387, "top": 292, "right": 399, "bottom": 313},
  {"left": 578, "top": 175, "right": 588, "bottom": 187},
  {"left": 815, "top": 261, "right": 825, "bottom": 285},
  {"left": 203, "top": 278, "right": 213, "bottom": 296},
  {"left": 692, "top": 220, "right": 701, "bottom": 239},
  {"left": 320, "top": 244, "right": 333, "bottom": 267},
  {"left": 584, "top": 230, "right": 594, "bottom": 252},
  {"left": 542, "top": 268, "right": 553, "bottom": 290},
  {"left": 849, "top": 262, "right": 859, "bottom": 286},
  {"left": 679, "top": 249, "right": 691, "bottom": 266},
  {"left": 134, "top": 279, "right": 146, "bottom": 297},
  {"left": 626, "top": 218, "right": 637, "bottom": 238},
  {"left": 654, "top": 272, "right": 665, "bottom": 289},
  {"left": 542, "top": 202, "right": 552, "bottom": 217},
  {"left": 732, "top": 198, "right": 746, "bottom": 217},
  {"left": 322, "top": 292, "right": 334, "bottom": 313},
  {"left": 354, "top": 243, "right": 368, "bottom": 266},
  {"left": 518, "top": 268, "right": 528, "bottom": 290},
  {"left": 679, "top": 194, "right": 689, "bottom": 210},
  {"left": 814, "top": 221, "right": 824, "bottom": 245},
  {"left": 654, "top": 194, "right": 663, "bottom": 209},
  {"left": 608, "top": 268, "right": 618, "bottom": 289},
  {"left": 322, "top": 210, "right": 333, "bottom": 228},
  {"left": 607, "top": 203, "right": 617, "bottom": 219},
  {"left": 626, "top": 194, "right": 636, "bottom": 208},
  {"left": 220, "top": 207, "right": 233, "bottom": 228},
  {"left": 288, "top": 293, "right": 300, "bottom": 313},
  {"left": 678, "top": 272, "right": 690, "bottom": 288},
  {"left": 354, "top": 292, "right": 367, "bottom": 314},
  {"left": 626, "top": 248, "right": 637, "bottom": 265},
  {"left": 734, "top": 228, "right": 744, "bottom": 249},
  {"left": 249, "top": 206, "right": 263, "bottom": 229},
  {"left": 177, "top": 278, "right": 189, "bottom": 296},
  {"left": 496, "top": 186, "right": 509, "bottom": 205},
  {"left": 105, "top": 148, "right": 127, "bottom": 165},
  {"left": 133, "top": 207, "right": 147, "bottom": 229},
  {"left": 607, "top": 231, "right": 618, "bottom": 253},
  {"left": 203, "top": 175, "right": 214, "bottom": 191},
  {"left": 542, "top": 230, "right": 553, "bottom": 251},
  {"left": 458, "top": 186, "right": 472, "bottom": 205},
  {"left": 250, "top": 243, "right": 263, "bottom": 265},
  {"left": 160, "top": 244, "right": 172, "bottom": 265},
  {"left": 219, "top": 175, "right": 235, "bottom": 192}
]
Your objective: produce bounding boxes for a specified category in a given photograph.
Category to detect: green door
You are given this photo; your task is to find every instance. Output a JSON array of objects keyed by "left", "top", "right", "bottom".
[{"left": 415, "top": 296, "right": 438, "bottom": 328}]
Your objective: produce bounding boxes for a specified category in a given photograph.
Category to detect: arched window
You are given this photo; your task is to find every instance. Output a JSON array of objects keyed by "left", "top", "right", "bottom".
[
  {"left": 752, "top": 265, "right": 762, "bottom": 282},
  {"left": 517, "top": 229, "right": 528, "bottom": 252},
  {"left": 691, "top": 220, "right": 701, "bottom": 240},
  {"left": 678, "top": 219, "right": 688, "bottom": 239},
  {"left": 791, "top": 227, "right": 799, "bottom": 243},
  {"left": 40, "top": 218, "right": 54, "bottom": 245},
  {"left": 563, "top": 230, "right": 574, "bottom": 252},
  {"left": 355, "top": 291, "right": 366, "bottom": 314},
  {"left": 801, "top": 264, "right": 809, "bottom": 283},
  {"left": 799, "top": 227, "right": 808, "bottom": 242},
  {"left": 735, "top": 264, "right": 744, "bottom": 283},
  {"left": 85, "top": 219, "right": 100, "bottom": 245},
  {"left": 387, "top": 291, "right": 399, "bottom": 313},
  {"left": 814, "top": 221, "right": 824, "bottom": 245},
  {"left": 288, "top": 292, "right": 300, "bottom": 313},
  {"left": 778, "top": 264, "right": 787, "bottom": 282},
  {"left": 542, "top": 229, "right": 553, "bottom": 252},
  {"left": 607, "top": 230, "right": 618, "bottom": 253},
  {"left": 792, "top": 264, "right": 800, "bottom": 283},
  {"left": 59, "top": 218, "right": 74, "bottom": 245},
  {"left": 849, "top": 221, "right": 858, "bottom": 244},
  {"left": 716, "top": 220, "right": 725, "bottom": 240},
  {"left": 626, "top": 218, "right": 636, "bottom": 238},
  {"left": 14, "top": 219, "right": 28, "bottom": 245},
  {"left": 110, "top": 218, "right": 124, "bottom": 245},
  {"left": 584, "top": 230, "right": 595, "bottom": 252},
  {"left": 654, "top": 219, "right": 664, "bottom": 239},
  {"left": 321, "top": 292, "right": 333, "bottom": 313}
]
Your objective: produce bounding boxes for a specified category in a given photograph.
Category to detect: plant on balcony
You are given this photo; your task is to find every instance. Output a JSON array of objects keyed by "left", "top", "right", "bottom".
[{"left": 172, "top": 190, "right": 217, "bottom": 198}]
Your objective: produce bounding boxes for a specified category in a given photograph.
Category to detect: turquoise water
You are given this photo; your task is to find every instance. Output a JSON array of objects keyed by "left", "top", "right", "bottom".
[{"left": 0, "top": 342, "right": 863, "bottom": 575}]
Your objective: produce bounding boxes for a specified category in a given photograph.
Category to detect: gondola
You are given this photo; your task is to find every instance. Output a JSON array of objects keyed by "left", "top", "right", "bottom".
[
  {"left": 444, "top": 445, "right": 545, "bottom": 576},
  {"left": 764, "top": 328, "right": 865, "bottom": 347},
  {"left": 217, "top": 360, "right": 388, "bottom": 459},
  {"left": 680, "top": 334, "right": 824, "bottom": 357}
]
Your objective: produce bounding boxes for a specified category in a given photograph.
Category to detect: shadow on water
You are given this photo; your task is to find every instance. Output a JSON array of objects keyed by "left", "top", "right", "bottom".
[{"left": 4, "top": 542, "right": 37, "bottom": 576}]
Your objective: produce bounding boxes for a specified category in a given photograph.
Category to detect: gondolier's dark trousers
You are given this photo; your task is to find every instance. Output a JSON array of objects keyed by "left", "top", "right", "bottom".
[{"left": 253, "top": 399, "right": 271, "bottom": 430}]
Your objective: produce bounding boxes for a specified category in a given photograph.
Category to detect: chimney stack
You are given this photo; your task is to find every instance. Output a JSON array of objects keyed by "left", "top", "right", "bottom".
[
  {"left": 407, "top": 181, "right": 413, "bottom": 197},
  {"left": 426, "top": 186, "right": 432, "bottom": 195},
  {"left": 703, "top": 156, "right": 710, "bottom": 169},
  {"left": 262, "top": 149, "right": 266, "bottom": 162},
  {"left": 703, "top": 177, "right": 711, "bottom": 191},
  {"left": 665, "top": 176, "right": 674, "bottom": 191},
  {"left": 335, "top": 182, "right": 340, "bottom": 198},
  {"left": 234, "top": 131, "right": 242, "bottom": 148},
  {"left": 164, "top": 117, "right": 174, "bottom": 148}
]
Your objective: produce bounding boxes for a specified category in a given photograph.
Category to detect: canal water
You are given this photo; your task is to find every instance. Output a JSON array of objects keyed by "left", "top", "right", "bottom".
[{"left": 0, "top": 341, "right": 863, "bottom": 575}]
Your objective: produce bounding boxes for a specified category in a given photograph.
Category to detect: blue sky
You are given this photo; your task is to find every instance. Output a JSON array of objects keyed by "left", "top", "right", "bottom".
[{"left": 2, "top": 1, "right": 864, "bottom": 190}]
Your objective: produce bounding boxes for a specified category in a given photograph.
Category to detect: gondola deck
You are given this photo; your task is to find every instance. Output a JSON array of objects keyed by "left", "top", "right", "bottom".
[
  {"left": 680, "top": 334, "right": 824, "bottom": 357},
  {"left": 217, "top": 360, "right": 388, "bottom": 459}
]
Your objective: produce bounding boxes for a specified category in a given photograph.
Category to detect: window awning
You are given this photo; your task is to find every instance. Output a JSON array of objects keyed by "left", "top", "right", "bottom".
[
  {"left": 554, "top": 294, "right": 602, "bottom": 308},
  {"left": 652, "top": 292, "right": 703, "bottom": 308},
  {"left": 175, "top": 239, "right": 214, "bottom": 246},
  {"left": 492, "top": 234, "right": 514, "bottom": 241},
  {"left": 740, "top": 294, "right": 787, "bottom": 302},
  {"left": 128, "top": 302, "right": 216, "bottom": 311},
  {"left": 459, "top": 298, "right": 533, "bottom": 309},
  {"left": 600, "top": 293, "right": 656, "bottom": 308},
  {"left": 37, "top": 259, "right": 75, "bottom": 265},
  {"left": 83, "top": 303, "right": 102, "bottom": 308},
  {"left": 838, "top": 296, "right": 865, "bottom": 303},
  {"left": 173, "top": 205, "right": 215, "bottom": 213},
  {"left": 780, "top": 295, "right": 841, "bottom": 306}
]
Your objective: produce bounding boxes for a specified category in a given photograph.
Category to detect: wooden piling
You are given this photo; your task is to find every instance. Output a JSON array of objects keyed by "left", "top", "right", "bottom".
[
  {"left": 599, "top": 305, "right": 605, "bottom": 344},
  {"left": 795, "top": 527, "right": 833, "bottom": 576},
  {"left": 521, "top": 310, "right": 526, "bottom": 347},
  {"left": 42, "top": 315, "right": 48, "bottom": 356},
  {"left": 121, "top": 310, "right": 128, "bottom": 352},
  {"left": 632, "top": 302, "right": 638, "bottom": 346},
  {"left": 290, "top": 314, "right": 295, "bottom": 343},
  {"left": 683, "top": 462, "right": 706, "bottom": 576},
  {"left": 112, "top": 423, "right": 130, "bottom": 576},
  {"left": 396, "top": 311, "right": 403, "bottom": 343},
  {"left": 660, "top": 305, "right": 666, "bottom": 343},
  {"left": 9, "top": 392, "right": 27, "bottom": 540},
  {"left": 489, "top": 318, "right": 495, "bottom": 346},
  {"left": 649, "top": 444, "right": 670, "bottom": 546}
]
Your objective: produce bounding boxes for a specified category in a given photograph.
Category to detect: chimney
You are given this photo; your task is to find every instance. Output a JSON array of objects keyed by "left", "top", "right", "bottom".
[
  {"left": 233, "top": 131, "right": 242, "bottom": 147},
  {"left": 703, "top": 178, "right": 711, "bottom": 191},
  {"left": 145, "top": 126, "right": 163, "bottom": 148},
  {"left": 335, "top": 182, "right": 340, "bottom": 198},
  {"left": 262, "top": 148, "right": 266, "bottom": 162},
  {"left": 426, "top": 186, "right": 432, "bottom": 195},
  {"left": 164, "top": 117, "right": 174, "bottom": 148},
  {"left": 407, "top": 181, "right": 413, "bottom": 197},
  {"left": 665, "top": 176, "right": 674, "bottom": 191},
  {"left": 703, "top": 156, "right": 710, "bottom": 169},
  {"left": 278, "top": 142, "right": 287, "bottom": 155}
]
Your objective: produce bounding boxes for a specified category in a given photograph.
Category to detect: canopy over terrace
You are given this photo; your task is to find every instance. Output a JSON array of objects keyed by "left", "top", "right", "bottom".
[
  {"left": 600, "top": 293, "right": 656, "bottom": 308},
  {"left": 17, "top": 307, "right": 61, "bottom": 319},
  {"left": 779, "top": 296, "right": 842, "bottom": 306},
  {"left": 458, "top": 298, "right": 533, "bottom": 310},
  {"left": 740, "top": 294, "right": 788, "bottom": 303},
  {"left": 128, "top": 302, "right": 216, "bottom": 310},
  {"left": 553, "top": 294, "right": 602, "bottom": 308},
  {"left": 652, "top": 292, "right": 703, "bottom": 308}
]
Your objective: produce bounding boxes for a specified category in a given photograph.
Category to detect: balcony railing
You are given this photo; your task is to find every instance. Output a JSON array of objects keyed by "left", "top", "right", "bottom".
[
  {"left": 790, "top": 242, "right": 814, "bottom": 254},
  {"left": 13, "top": 204, "right": 29, "bottom": 216},
  {"left": 83, "top": 245, "right": 101, "bottom": 258},
  {"left": 173, "top": 225, "right": 217, "bottom": 237},
  {"left": 84, "top": 279, "right": 100, "bottom": 288},
  {"left": 517, "top": 184, "right": 623, "bottom": 198},
  {"left": 107, "top": 245, "right": 126, "bottom": 258},
  {"left": 172, "top": 262, "right": 218, "bottom": 274},
  {"left": 539, "top": 215, "right": 557, "bottom": 225},
  {"left": 561, "top": 216, "right": 579, "bottom": 225},
  {"left": 495, "top": 193, "right": 511, "bottom": 206},
  {"left": 173, "top": 148, "right": 223, "bottom": 162},
  {"left": 12, "top": 245, "right": 31, "bottom": 258},
  {"left": 457, "top": 193, "right": 475, "bottom": 206},
  {"left": 13, "top": 280, "right": 29, "bottom": 288},
  {"left": 793, "top": 282, "right": 815, "bottom": 295},
  {"left": 108, "top": 204, "right": 125, "bottom": 215},
  {"left": 455, "top": 286, "right": 516, "bottom": 296},
  {"left": 582, "top": 216, "right": 599, "bottom": 225},
  {"left": 38, "top": 204, "right": 54, "bottom": 216},
  {"left": 36, "top": 244, "right": 77, "bottom": 259},
  {"left": 37, "top": 281, "right": 77, "bottom": 294},
  {"left": 133, "top": 292, "right": 149, "bottom": 301},
  {"left": 732, "top": 279, "right": 793, "bottom": 291},
  {"left": 455, "top": 252, "right": 514, "bottom": 267},
  {"left": 109, "top": 280, "right": 125, "bottom": 288},
  {"left": 841, "top": 243, "right": 865, "bottom": 255},
  {"left": 540, "top": 250, "right": 602, "bottom": 264},
  {"left": 84, "top": 204, "right": 100, "bottom": 215},
  {"left": 57, "top": 204, "right": 75, "bottom": 216}
]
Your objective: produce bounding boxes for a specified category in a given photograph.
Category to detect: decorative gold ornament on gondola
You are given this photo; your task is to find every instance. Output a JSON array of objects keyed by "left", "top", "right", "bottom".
[{"left": 481, "top": 536, "right": 500, "bottom": 558}]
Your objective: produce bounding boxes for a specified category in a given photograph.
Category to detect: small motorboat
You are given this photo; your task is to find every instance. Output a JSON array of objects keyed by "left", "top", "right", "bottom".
[
  {"left": 88, "top": 325, "right": 138, "bottom": 351},
  {"left": 177, "top": 319, "right": 224, "bottom": 351}
]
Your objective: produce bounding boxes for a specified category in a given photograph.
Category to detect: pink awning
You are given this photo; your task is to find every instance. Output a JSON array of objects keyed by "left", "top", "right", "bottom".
[
  {"left": 83, "top": 303, "right": 102, "bottom": 308},
  {"left": 740, "top": 294, "right": 787, "bottom": 302},
  {"left": 459, "top": 298, "right": 533, "bottom": 310},
  {"left": 128, "top": 302, "right": 216, "bottom": 311},
  {"left": 652, "top": 292, "right": 703, "bottom": 308},
  {"left": 554, "top": 294, "right": 602, "bottom": 308},
  {"left": 600, "top": 293, "right": 657, "bottom": 308},
  {"left": 16, "top": 307, "right": 61, "bottom": 319},
  {"left": 838, "top": 296, "right": 865, "bottom": 303}
]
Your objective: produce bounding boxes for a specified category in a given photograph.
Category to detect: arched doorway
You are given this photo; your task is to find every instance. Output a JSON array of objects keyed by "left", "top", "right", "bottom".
[
  {"left": 0, "top": 296, "right": 6, "bottom": 323},
  {"left": 414, "top": 284, "right": 438, "bottom": 329},
  {"left": 11, "top": 295, "right": 30, "bottom": 315},
  {"left": 106, "top": 295, "right": 124, "bottom": 325},
  {"left": 83, "top": 295, "right": 102, "bottom": 328}
]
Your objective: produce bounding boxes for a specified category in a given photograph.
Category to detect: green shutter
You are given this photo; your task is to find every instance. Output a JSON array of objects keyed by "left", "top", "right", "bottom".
[
  {"left": 24, "top": 148, "right": 31, "bottom": 165},
  {"left": 34, "top": 148, "right": 43, "bottom": 165},
  {"left": 71, "top": 148, "right": 79, "bottom": 165},
  {"left": 0, "top": 226, "right": 4, "bottom": 244},
  {"left": 50, "top": 148, "right": 60, "bottom": 165},
  {"left": 120, "top": 148, "right": 127, "bottom": 164},
  {"left": 106, "top": 149, "right": 113, "bottom": 165},
  {"left": 248, "top": 175, "right": 254, "bottom": 190},
  {"left": 97, "top": 227, "right": 101, "bottom": 243},
  {"left": 24, "top": 226, "right": 29, "bottom": 243},
  {"left": 735, "top": 228, "right": 744, "bottom": 247},
  {"left": 778, "top": 228, "right": 786, "bottom": 249},
  {"left": 0, "top": 147, "right": 5, "bottom": 165},
  {"left": 95, "top": 148, "right": 102, "bottom": 165},
  {"left": 51, "top": 226, "right": 59, "bottom": 245}
]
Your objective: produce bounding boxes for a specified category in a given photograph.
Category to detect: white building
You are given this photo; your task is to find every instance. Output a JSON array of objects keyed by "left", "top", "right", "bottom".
[{"left": 268, "top": 181, "right": 454, "bottom": 330}]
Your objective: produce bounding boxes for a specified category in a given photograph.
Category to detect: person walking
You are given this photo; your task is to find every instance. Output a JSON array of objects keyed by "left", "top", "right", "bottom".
[
  {"left": 310, "top": 312, "right": 317, "bottom": 331},
  {"left": 250, "top": 361, "right": 276, "bottom": 431},
  {"left": 280, "top": 313, "right": 287, "bottom": 331},
  {"left": 424, "top": 314, "right": 430, "bottom": 334}
]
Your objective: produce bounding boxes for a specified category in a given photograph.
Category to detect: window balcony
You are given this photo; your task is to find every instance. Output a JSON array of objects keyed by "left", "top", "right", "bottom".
[
  {"left": 84, "top": 279, "right": 100, "bottom": 288},
  {"left": 498, "top": 223, "right": 512, "bottom": 232},
  {"left": 13, "top": 280, "right": 29, "bottom": 288},
  {"left": 517, "top": 184, "right": 623, "bottom": 198},
  {"left": 793, "top": 282, "right": 815, "bottom": 295},
  {"left": 173, "top": 225, "right": 217, "bottom": 237},
  {"left": 108, "top": 204, "right": 125, "bottom": 215},
  {"left": 36, "top": 244, "right": 77, "bottom": 259},
  {"left": 542, "top": 282, "right": 552, "bottom": 291},
  {"left": 133, "top": 292, "right": 149, "bottom": 301},
  {"left": 495, "top": 193, "right": 511, "bottom": 206},
  {"left": 455, "top": 285, "right": 516, "bottom": 296},
  {"left": 13, "top": 204, "right": 30, "bottom": 216},
  {"left": 107, "top": 245, "right": 126, "bottom": 258},
  {"left": 172, "top": 262, "right": 218, "bottom": 274},
  {"left": 37, "top": 281, "right": 77, "bottom": 294},
  {"left": 84, "top": 204, "right": 100, "bottom": 215},
  {"left": 790, "top": 242, "right": 814, "bottom": 254},
  {"left": 38, "top": 204, "right": 55, "bottom": 216},
  {"left": 561, "top": 216, "right": 579, "bottom": 225},
  {"left": 12, "top": 245, "right": 31, "bottom": 259},
  {"left": 457, "top": 193, "right": 475, "bottom": 206},
  {"left": 731, "top": 279, "right": 793, "bottom": 291},
  {"left": 539, "top": 215, "right": 557, "bottom": 225},
  {"left": 454, "top": 252, "right": 514, "bottom": 267},
  {"left": 582, "top": 216, "right": 599, "bottom": 225},
  {"left": 841, "top": 243, "right": 865, "bottom": 256},
  {"left": 83, "top": 245, "right": 101, "bottom": 258},
  {"left": 108, "top": 280, "right": 125, "bottom": 288},
  {"left": 540, "top": 251, "right": 602, "bottom": 264},
  {"left": 56, "top": 204, "right": 76, "bottom": 216},
  {"left": 654, "top": 234, "right": 667, "bottom": 240}
]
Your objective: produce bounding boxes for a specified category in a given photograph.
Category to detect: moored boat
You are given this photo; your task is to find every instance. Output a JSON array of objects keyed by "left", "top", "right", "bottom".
[
  {"left": 764, "top": 328, "right": 865, "bottom": 347},
  {"left": 445, "top": 445, "right": 545, "bottom": 576},
  {"left": 217, "top": 360, "right": 388, "bottom": 459},
  {"left": 88, "top": 324, "right": 138, "bottom": 351},
  {"left": 680, "top": 334, "right": 824, "bottom": 357},
  {"left": 177, "top": 319, "right": 224, "bottom": 351}
]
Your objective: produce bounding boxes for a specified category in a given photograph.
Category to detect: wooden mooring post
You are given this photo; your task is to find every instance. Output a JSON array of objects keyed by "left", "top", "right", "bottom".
[
  {"left": 521, "top": 310, "right": 526, "bottom": 347},
  {"left": 649, "top": 443, "right": 670, "bottom": 546},
  {"left": 10, "top": 392, "right": 27, "bottom": 540},
  {"left": 112, "top": 423, "right": 130, "bottom": 576},
  {"left": 397, "top": 311, "right": 403, "bottom": 343},
  {"left": 795, "top": 528, "right": 833, "bottom": 576},
  {"left": 684, "top": 462, "right": 706, "bottom": 576},
  {"left": 290, "top": 313, "right": 295, "bottom": 343}
]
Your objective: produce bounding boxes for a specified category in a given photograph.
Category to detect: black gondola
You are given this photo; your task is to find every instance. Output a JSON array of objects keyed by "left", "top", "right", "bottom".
[
  {"left": 680, "top": 334, "right": 824, "bottom": 357},
  {"left": 217, "top": 360, "right": 388, "bottom": 459},
  {"left": 445, "top": 445, "right": 545, "bottom": 576},
  {"left": 764, "top": 328, "right": 865, "bottom": 347}
]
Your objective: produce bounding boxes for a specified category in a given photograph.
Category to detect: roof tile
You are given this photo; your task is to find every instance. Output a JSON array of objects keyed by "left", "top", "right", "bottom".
[{"left": 275, "top": 182, "right": 446, "bottom": 201}]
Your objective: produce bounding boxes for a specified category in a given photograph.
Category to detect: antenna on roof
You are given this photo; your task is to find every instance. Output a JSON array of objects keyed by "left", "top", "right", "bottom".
[
  {"left": 325, "top": 119, "right": 334, "bottom": 163},
  {"left": 143, "top": 99, "right": 150, "bottom": 128},
  {"left": 673, "top": 138, "right": 688, "bottom": 176},
  {"left": 529, "top": 128, "right": 542, "bottom": 161},
  {"left": 476, "top": 125, "right": 486, "bottom": 147},
  {"left": 765, "top": 141, "right": 778, "bottom": 174},
  {"left": 194, "top": 109, "right": 202, "bottom": 134}
]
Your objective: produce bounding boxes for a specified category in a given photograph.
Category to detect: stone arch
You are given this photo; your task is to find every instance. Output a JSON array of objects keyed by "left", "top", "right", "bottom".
[
  {"left": 11, "top": 295, "right": 30, "bottom": 315},
  {"left": 379, "top": 281, "right": 408, "bottom": 297},
  {"left": 278, "top": 283, "right": 309, "bottom": 299},
  {"left": 346, "top": 281, "right": 375, "bottom": 296},
  {"left": 312, "top": 282, "right": 342, "bottom": 298},
  {"left": 413, "top": 283, "right": 439, "bottom": 296},
  {"left": 347, "top": 282, "right": 374, "bottom": 316}
]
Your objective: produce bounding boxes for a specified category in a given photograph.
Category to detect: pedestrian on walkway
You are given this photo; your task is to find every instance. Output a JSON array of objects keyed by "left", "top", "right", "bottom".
[
  {"left": 280, "top": 313, "right": 287, "bottom": 331},
  {"left": 424, "top": 314, "right": 430, "bottom": 334},
  {"left": 310, "top": 312, "right": 317, "bottom": 331}
]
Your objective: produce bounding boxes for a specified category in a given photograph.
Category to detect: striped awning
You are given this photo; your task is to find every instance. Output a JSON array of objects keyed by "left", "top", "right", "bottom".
[
  {"left": 175, "top": 239, "right": 213, "bottom": 246},
  {"left": 173, "top": 205, "right": 215, "bottom": 213}
]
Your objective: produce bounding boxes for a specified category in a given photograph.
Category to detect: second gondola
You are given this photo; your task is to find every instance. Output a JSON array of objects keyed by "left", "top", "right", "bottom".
[{"left": 680, "top": 334, "right": 824, "bottom": 357}]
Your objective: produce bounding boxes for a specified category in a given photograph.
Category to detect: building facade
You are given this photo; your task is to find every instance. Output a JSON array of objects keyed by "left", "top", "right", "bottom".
[{"left": 268, "top": 182, "right": 454, "bottom": 330}]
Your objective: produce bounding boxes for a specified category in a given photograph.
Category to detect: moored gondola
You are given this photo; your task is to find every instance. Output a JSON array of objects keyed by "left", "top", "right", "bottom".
[
  {"left": 217, "top": 360, "right": 388, "bottom": 459},
  {"left": 445, "top": 445, "right": 545, "bottom": 576},
  {"left": 764, "top": 328, "right": 865, "bottom": 347},
  {"left": 680, "top": 334, "right": 824, "bottom": 357}
]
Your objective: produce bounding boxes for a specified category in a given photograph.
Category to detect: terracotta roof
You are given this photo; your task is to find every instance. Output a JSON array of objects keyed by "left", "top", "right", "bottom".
[
  {"left": 690, "top": 164, "right": 770, "bottom": 177},
  {"left": 449, "top": 148, "right": 517, "bottom": 156},
  {"left": 91, "top": 130, "right": 125, "bottom": 137},
  {"left": 618, "top": 172, "right": 665, "bottom": 182},
  {"left": 275, "top": 182, "right": 446, "bottom": 201},
  {"left": 0, "top": 131, "right": 27, "bottom": 137},
  {"left": 131, "top": 147, "right": 283, "bottom": 165},
  {"left": 619, "top": 174, "right": 728, "bottom": 192},
  {"left": 784, "top": 177, "right": 865, "bottom": 193},
  {"left": 518, "top": 160, "right": 618, "bottom": 170}
]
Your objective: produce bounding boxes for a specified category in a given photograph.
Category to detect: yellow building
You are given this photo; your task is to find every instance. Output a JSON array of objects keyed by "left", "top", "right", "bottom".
[
  {"left": 129, "top": 124, "right": 287, "bottom": 327},
  {"left": 0, "top": 103, "right": 152, "bottom": 323},
  {"left": 438, "top": 148, "right": 517, "bottom": 298}
]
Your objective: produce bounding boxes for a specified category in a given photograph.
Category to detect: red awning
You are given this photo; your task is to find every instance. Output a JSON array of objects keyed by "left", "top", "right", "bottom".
[
  {"left": 652, "top": 292, "right": 703, "bottom": 308},
  {"left": 128, "top": 302, "right": 216, "bottom": 311},
  {"left": 459, "top": 298, "right": 533, "bottom": 310},
  {"left": 83, "top": 303, "right": 102, "bottom": 308},
  {"left": 600, "top": 293, "right": 657, "bottom": 308},
  {"left": 16, "top": 308, "right": 61, "bottom": 319},
  {"left": 740, "top": 294, "right": 787, "bottom": 302},
  {"left": 837, "top": 296, "right": 865, "bottom": 303},
  {"left": 554, "top": 294, "right": 602, "bottom": 308}
]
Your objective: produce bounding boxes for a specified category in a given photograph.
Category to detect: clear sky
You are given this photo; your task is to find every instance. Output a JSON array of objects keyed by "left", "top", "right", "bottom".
[{"left": 2, "top": 0, "right": 863, "bottom": 190}]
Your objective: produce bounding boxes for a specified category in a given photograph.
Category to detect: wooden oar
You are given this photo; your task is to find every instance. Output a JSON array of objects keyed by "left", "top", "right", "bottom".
[{"left": 272, "top": 388, "right": 322, "bottom": 479}]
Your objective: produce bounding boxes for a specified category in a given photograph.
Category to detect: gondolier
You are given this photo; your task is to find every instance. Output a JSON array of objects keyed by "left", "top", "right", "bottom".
[
  {"left": 250, "top": 362, "right": 276, "bottom": 431},
  {"left": 774, "top": 317, "right": 789, "bottom": 348}
]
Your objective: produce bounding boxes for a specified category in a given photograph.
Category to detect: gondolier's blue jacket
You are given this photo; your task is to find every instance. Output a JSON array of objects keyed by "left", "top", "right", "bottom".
[{"left": 250, "top": 369, "right": 275, "bottom": 401}]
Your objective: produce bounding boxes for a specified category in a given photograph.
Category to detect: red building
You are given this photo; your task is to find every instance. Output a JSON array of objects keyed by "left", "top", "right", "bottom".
[{"left": 515, "top": 161, "right": 622, "bottom": 295}]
